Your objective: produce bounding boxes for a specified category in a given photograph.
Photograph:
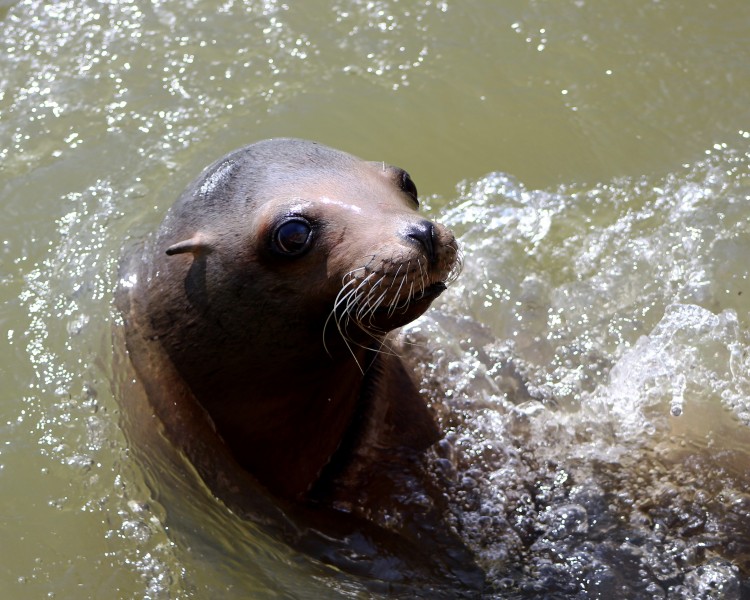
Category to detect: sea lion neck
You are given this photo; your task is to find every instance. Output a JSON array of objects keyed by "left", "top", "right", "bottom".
[{"left": 198, "top": 345, "right": 375, "bottom": 500}]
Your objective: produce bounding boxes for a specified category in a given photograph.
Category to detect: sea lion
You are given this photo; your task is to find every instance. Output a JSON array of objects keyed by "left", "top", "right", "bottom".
[{"left": 117, "top": 138, "right": 482, "bottom": 590}]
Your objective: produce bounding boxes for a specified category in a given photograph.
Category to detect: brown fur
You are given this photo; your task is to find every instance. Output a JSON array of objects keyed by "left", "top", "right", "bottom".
[{"left": 117, "top": 139, "right": 483, "bottom": 591}]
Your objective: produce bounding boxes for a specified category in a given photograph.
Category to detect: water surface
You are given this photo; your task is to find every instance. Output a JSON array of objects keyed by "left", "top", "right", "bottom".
[{"left": 1, "top": 0, "right": 749, "bottom": 597}]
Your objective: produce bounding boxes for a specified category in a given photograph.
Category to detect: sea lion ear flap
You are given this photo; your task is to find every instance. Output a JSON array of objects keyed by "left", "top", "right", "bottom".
[{"left": 165, "top": 233, "right": 214, "bottom": 257}]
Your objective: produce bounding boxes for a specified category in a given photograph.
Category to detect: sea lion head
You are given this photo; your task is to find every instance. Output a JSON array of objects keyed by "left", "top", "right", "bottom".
[{"left": 141, "top": 138, "right": 460, "bottom": 385}]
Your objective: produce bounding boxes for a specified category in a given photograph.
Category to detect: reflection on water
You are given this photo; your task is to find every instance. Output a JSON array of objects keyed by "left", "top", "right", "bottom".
[{"left": 2, "top": 0, "right": 750, "bottom": 597}]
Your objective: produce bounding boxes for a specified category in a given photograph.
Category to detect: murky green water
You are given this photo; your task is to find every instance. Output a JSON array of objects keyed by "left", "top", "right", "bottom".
[{"left": 2, "top": 0, "right": 749, "bottom": 597}]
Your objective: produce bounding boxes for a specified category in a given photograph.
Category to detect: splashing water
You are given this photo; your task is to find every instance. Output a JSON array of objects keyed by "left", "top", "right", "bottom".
[
  {"left": 12, "top": 128, "right": 750, "bottom": 597},
  {"left": 3, "top": 0, "right": 750, "bottom": 596},
  {"left": 406, "top": 144, "right": 750, "bottom": 598}
]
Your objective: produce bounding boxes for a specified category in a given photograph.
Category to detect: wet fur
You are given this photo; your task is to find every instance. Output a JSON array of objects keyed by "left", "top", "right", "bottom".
[{"left": 117, "top": 139, "right": 484, "bottom": 592}]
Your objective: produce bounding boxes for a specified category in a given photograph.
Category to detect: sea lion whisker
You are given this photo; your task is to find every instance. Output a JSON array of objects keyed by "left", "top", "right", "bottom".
[
  {"left": 342, "top": 275, "right": 378, "bottom": 321},
  {"left": 339, "top": 317, "right": 394, "bottom": 354},
  {"left": 402, "top": 280, "right": 416, "bottom": 313},
  {"left": 329, "top": 286, "right": 368, "bottom": 374},
  {"left": 351, "top": 275, "right": 390, "bottom": 325},
  {"left": 387, "top": 264, "right": 411, "bottom": 316},
  {"left": 330, "top": 277, "right": 359, "bottom": 312},
  {"left": 417, "top": 259, "right": 430, "bottom": 296},
  {"left": 379, "top": 264, "right": 403, "bottom": 314},
  {"left": 348, "top": 286, "right": 370, "bottom": 319},
  {"left": 358, "top": 328, "right": 399, "bottom": 357},
  {"left": 340, "top": 333, "right": 365, "bottom": 375},
  {"left": 360, "top": 296, "right": 385, "bottom": 328},
  {"left": 394, "top": 270, "right": 415, "bottom": 313},
  {"left": 335, "top": 277, "right": 360, "bottom": 303},
  {"left": 329, "top": 284, "right": 384, "bottom": 364},
  {"left": 342, "top": 290, "right": 371, "bottom": 341},
  {"left": 341, "top": 266, "right": 368, "bottom": 287},
  {"left": 337, "top": 334, "right": 393, "bottom": 362},
  {"left": 336, "top": 284, "right": 395, "bottom": 353},
  {"left": 324, "top": 267, "right": 396, "bottom": 360},
  {"left": 346, "top": 270, "right": 376, "bottom": 291},
  {"left": 349, "top": 271, "right": 377, "bottom": 295},
  {"left": 361, "top": 284, "right": 390, "bottom": 322},
  {"left": 376, "top": 337, "right": 400, "bottom": 356},
  {"left": 385, "top": 264, "right": 403, "bottom": 293},
  {"left": 416, "top": 258, "right": 427, "bottom": 296},
  {"left": 447, "top": 245, "right": 464, "bottom": 283},
  {"left": 338, "top": 312, "right": 355, "bottom": 343},
  {"left": 323, "top": 281, "right": 361, "bottom": 357},
  {"left": 398, "top": 334, "right": 431, "bottom": 350},
  {"left": 325, "top": 276, "right": 372, "bottom": 355},
  {"left": 364, "top": 293, "right": 390, "bottom": 327},
  {"left": 353, "top": 274, "right": 388, "bottom": 322}
]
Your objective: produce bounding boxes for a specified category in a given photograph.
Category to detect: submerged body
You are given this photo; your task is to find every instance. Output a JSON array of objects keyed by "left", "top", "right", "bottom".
[{"left": 117, "top": 138, "right": 481, "bottom": 590}]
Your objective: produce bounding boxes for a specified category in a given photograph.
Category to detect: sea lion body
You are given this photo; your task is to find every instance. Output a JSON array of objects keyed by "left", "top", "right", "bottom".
[{"left": 117, "top": 138, "right": 480, "bottom": 589}]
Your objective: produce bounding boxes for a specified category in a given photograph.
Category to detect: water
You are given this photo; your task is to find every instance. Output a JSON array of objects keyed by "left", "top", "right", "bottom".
[
  {"left": 1, "top": 0, "right": 749, "bottom": 597},
  {"left": 409, "top": 150, "right": 750, "bottom": 596}
]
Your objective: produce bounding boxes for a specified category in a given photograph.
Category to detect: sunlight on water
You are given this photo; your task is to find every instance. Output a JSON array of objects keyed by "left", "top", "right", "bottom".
[
  {"left": 2, "top": 0, "right": 750, "bottom": 596},
  {"left": 405, "top": 142, "right": 750, "bottom": 597},
  {"left": 10, "top": 182, "right": 184, "bottom": 598}
]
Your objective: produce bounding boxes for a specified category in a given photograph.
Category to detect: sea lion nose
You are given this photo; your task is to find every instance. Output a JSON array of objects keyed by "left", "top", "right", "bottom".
[{"left": 402, "top": 219, "right": 437, "bottom": 264}]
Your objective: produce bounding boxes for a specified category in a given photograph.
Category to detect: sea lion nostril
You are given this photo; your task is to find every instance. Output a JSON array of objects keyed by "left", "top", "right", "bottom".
[{"left": 403, "top": 219, "right": 437, "bottom": 263}]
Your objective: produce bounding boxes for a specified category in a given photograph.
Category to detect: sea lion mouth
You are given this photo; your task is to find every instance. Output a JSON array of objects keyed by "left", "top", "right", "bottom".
[
  {"left": 416, "top": 281, "right": 447, "bottom": 301},
  {"left": 373, "top": 280, "right": 447, "bottom": 313},
  {"left": 329, "top": 253, "right": 460, "bottom": 341},
  {"left": 365, "top": 280, "right": 448, "bottom": 331}
]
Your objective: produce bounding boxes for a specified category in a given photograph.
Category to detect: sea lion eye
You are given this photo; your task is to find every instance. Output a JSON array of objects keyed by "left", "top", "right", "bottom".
[
  {"left": 273, "top": 219, "right": 313, "bottom": 255},
  {"left": 399, "top": 171, "right": 419, "bottom": 206}
]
